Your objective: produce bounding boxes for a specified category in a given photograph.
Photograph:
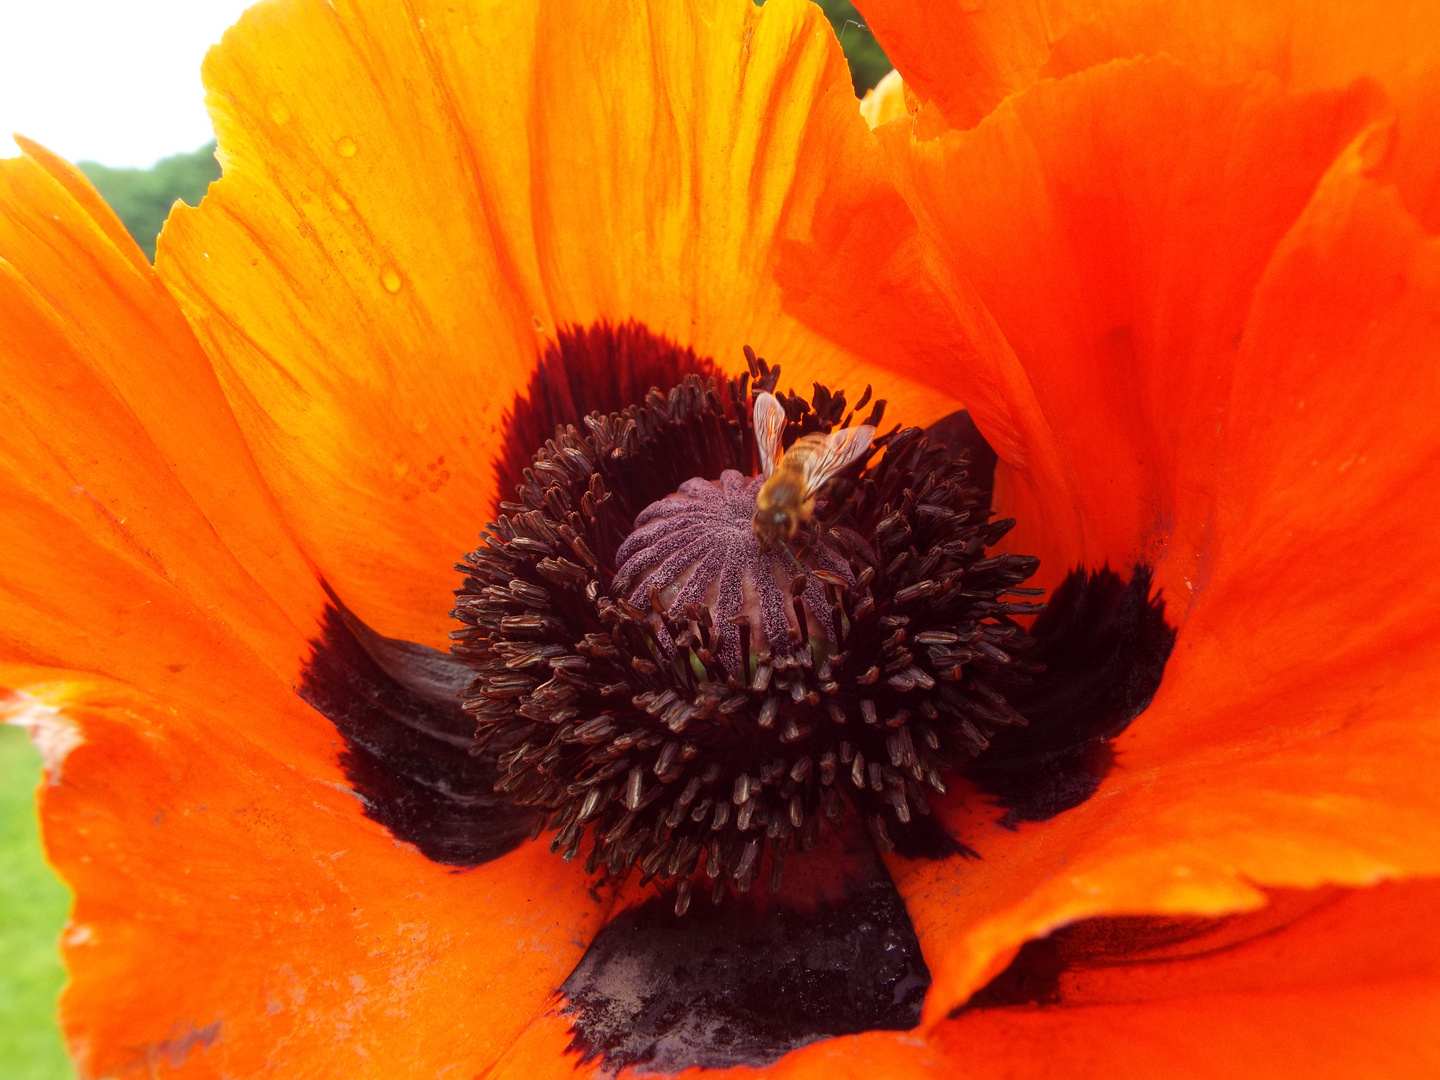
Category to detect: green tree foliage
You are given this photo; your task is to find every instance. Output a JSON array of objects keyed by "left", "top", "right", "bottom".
[
  {"left": 78, "top": 143, "right": 221, "bottom": 261},
  {"left": 817, "top": 0, "right": 891, "bottom": 93}
]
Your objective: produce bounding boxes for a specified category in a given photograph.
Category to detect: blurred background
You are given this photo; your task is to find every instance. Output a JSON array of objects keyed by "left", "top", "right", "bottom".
[{"left": 0, "top": 1, "right": 887, "bottom": 1076}]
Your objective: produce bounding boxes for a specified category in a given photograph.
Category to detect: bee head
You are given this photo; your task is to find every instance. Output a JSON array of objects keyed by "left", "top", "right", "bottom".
[{"left": 752, "top": 506, "right": 796, "bottom": 544}]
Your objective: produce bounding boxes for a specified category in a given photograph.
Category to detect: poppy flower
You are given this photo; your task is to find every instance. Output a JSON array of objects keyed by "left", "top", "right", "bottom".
[{"left": 1, "top": 0, "right": 1437, "bottom": 1078}]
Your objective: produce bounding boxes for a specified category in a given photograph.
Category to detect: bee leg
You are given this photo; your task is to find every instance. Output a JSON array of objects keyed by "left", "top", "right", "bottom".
[{"left": 793, "top": 522, "right": 817, "bottom": 558}]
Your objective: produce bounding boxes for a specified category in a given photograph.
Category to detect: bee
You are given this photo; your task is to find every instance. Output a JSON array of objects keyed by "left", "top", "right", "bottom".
[{"left": 751, "top": 390, "right": 876, "bottom": 544}]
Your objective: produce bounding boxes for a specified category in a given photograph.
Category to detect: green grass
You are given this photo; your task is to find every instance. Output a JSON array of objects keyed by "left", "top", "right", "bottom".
[{"left": 0, "top": 724, "right": 74, "bottom": 1080}]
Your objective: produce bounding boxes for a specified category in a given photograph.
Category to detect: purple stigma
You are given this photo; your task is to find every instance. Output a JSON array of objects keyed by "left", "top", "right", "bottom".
[{"left": 613, "top": 470, "right": 859, "bottom": 675}]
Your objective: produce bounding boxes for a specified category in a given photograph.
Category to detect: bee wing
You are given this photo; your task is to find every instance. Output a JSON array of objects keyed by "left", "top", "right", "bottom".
[
  {"left": 801, "top": 425, "right": 876, "bottom": 499},
  {"left": 752, "top": 391, "right": 787, "bottom": 479}
]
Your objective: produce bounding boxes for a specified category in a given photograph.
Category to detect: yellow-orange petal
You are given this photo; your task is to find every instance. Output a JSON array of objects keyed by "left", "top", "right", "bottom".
[
  {"left": 0, "top": 143, "right": 323, "bottom": 682},
  {"left": 879, "top": 107, "right": 1440, "bottom": 1020},
  {"left": 860, "top": 69, "right": 911, "bottom": 129},
  {"left": 157, "top": 0, "right": 953, "bottom": 649}
]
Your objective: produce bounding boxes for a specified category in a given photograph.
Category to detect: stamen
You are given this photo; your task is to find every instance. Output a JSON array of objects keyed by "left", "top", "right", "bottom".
[{"left": 451, "top": 349, "right": 1041, "bottom": 906}]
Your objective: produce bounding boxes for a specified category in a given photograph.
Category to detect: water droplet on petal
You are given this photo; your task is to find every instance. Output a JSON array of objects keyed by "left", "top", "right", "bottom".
[
  {"left": 267, "top": 98, "right": 291, "bottom": 125},
  {"left": 336, "top": 136, "right": 357, "bottom": 158},
  {"left": 327, "top": 190, "right": 351, "bottom": 214},
  {"left": 381, "top": 268, "right": 402, "bottom": 293}
]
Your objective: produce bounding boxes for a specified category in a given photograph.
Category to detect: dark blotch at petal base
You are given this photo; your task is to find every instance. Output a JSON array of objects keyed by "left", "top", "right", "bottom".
[
  {"left": 560, "top": 833, "right": 930, "bottom": 1072},
  {"left": 299, "top": 594, "right": 541, "bottom": 866},
  {"left": 967, "top": 565, "right": 1177, "bottom": 823}
]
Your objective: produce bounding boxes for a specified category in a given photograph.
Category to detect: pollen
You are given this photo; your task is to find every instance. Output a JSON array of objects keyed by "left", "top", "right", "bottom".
[{"left": 451, "top": 349, "right": 1043, "bottom": 912}]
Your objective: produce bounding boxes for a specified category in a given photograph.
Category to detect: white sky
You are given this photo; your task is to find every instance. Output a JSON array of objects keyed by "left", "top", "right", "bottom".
[{"left": 0, "top": 0, "right": 256, "bottom": 169}]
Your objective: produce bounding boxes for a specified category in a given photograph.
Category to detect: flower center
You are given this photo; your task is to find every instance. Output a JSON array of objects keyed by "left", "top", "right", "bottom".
[{"left": 452, "top": 349, "right": 1042, "bottom": 913}]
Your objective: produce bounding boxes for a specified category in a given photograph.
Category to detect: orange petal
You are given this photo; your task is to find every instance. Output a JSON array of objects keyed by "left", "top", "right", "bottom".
[
  {"left": 859, "top": 0, "right": 1440, "bottom": 131},
  {"left": 790, "top": 55, "right": 1384, "bottom": 604},
  {"left": 880, "top": 58, "right": 1382, "bottom": 604},
  {"left": 157, "top": 0, "right": 953, "bottom": 649},
  {"left": 486, "top": 1011, "right": 599, "bottom": 1080},
  {"left": 880, "top": 103, "right": 1440, "bottom": 1020},
  {"left": 967, "top": 879, "right": 1440, "bottom": 1009},
  {"left": 0, "top": 145, "right": 612, "bottom": 1074},
  {"left": 4, "top": 670, "right": 609, "bottom": 1079},
  {"left": 854, "top": 0, "right": 1058, "bottom": 130},
  {"left": 937, "top": 980, "right": 1440, "bottom": 1079},
  {"left": 930, "top": 879, "right": 1440, "bottom": 1079}
]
